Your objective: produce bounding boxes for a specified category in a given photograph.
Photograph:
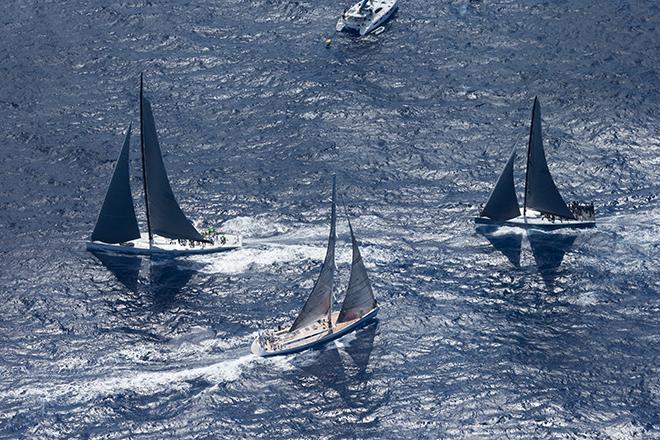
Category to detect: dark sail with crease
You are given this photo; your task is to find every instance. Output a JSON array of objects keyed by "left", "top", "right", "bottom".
[
  {"left": 481, "top": 149, "right": 520, "bottom": 221},
  {"left": 91, "top": 124, "right": 141, "bottom": 244},
  {"left": 141, "top": 95, "right": 209, "bottom": 243},
  {"left": 290, "top": 176, "right": 337, "bottom": 331},
  {"left": 524, "top": 98, "right": 575, "bottom": 219},
  {"left": 337, "top": 214, "right": 376, "bottom": 323}
]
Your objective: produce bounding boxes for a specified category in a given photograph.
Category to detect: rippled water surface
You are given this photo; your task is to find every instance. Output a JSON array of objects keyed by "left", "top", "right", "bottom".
[{"left": 1, "top": 0, "right": 659, "bottom": 438}]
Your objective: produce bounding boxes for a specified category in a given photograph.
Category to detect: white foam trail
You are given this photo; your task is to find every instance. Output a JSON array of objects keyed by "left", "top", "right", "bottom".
[
  {"left": 198, "top": 243, "right": 328, "bottom": 275},
  {"left": 3, "top": 354, "right": 257, "bottom": 406},
  {"left": 194, "top": 215, "right": 397, "bottom": 274},
  {"left": 167, "top": 326, "right": 217, "bottom": 346},
  {"left": 219, "top": 215, "right": 290, "bottom": 239}
]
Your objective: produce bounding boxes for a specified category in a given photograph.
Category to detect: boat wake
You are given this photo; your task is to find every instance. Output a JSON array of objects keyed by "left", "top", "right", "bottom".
[
  {"left": 194, "top": 214, "right": 393, "bottom": 275},
  {"left": 2, "top": 353, "right": 258, "bottom": 409}
]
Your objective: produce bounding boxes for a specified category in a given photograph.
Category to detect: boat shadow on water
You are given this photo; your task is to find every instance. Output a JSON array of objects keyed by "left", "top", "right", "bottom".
[
  {"left": 89, "top": 250, "right": 142, "bottom": 292},
  {"left": 288, "top": 320, "right": 386, "bottom": 414},
  {"left": 89, "top": 251, "right": 202, "bottom": 310},
  {"left": 527, "top": 231, "right": 578, "bottom": 289},
  {"left": 148, "top": 257, "right": 198, "bottom": 311},
  {"left": 476, "top": 226, "right": 578, "bottom": 289}
]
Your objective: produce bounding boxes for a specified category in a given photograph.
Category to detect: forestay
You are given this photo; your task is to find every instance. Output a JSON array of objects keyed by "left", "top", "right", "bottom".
[
  {"left": 337, "top": 214, "right": 376, "bottom": 323},
  {"left": 91, "top": 124, "right": 141, "bottom": 244},
  {"left": 481, "top": 149, "right": 521, "bottom": 221},
  {"left": 290, "top": 177, "right": 337, "bottom": 331},
  {"left": 524, "top": 97, "right": 574, "bottom": 219},
  {"left": 141, "top": 95, "right": 209, "bottom": 243}
]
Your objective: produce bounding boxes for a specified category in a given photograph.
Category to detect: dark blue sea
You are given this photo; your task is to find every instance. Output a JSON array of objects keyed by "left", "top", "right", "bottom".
[{"left": 1, "top": 0, "right": 659, "bottom": 438}]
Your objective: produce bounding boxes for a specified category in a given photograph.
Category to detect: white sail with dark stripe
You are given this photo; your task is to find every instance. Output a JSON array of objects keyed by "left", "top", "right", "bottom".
[
  {"left": 524, "top": 97, "right": 575, "bottom": 219},
  {"left": 290, "top": 176, "right": 337, "bottom": 331},
  {"left": 91, "top": 124, "right": 141, "bottom": 244},
  {"left": 337, "top": 214, "right": 376, "bottom": 324}
]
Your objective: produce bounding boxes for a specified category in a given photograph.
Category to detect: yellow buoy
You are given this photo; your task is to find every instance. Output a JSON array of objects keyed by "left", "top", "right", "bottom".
[{"left": 324, "top": 37, "right": 332, "bottom": 47}]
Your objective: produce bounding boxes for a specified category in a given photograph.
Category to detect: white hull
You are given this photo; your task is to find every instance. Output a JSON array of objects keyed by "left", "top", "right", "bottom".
[
  {"left": 475, "top": 209, "right": 595, "bottom": 230},
  {"left": 87, "top": 232, "right": 241, "bottom": 256},
  {"left": 252, "top": 307, "right": 379, "bottom": 357},
  {"left": 336, "top": 0, "right": 398, "bottom": 36}
]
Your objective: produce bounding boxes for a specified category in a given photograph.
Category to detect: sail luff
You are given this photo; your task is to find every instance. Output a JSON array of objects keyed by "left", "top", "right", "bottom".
[
  {"left": 290, "top": 176, "right": 337, "bottom": 332},
  {"left": 139, "top": 74, "right": 153, "bottom": 241},
  {"left": 337, "top": 210, "right": 376, "bottom": 324},
  {"left": 480, "top": 148, "right": 520, "bottom": 221},
  {"left": 90, "top": 124, "right": 141, "bottom": 244},
  {"left": 327, "top": 176, "right": 336, "bottom": 328},
  {"left": 524, "top": 97, "right": 575, "bottom": 219},
  {"left": 523, "top": 98, "right": 535, "bottom": 215},
  {"left": 140, "top": 85, "right": 211, "bottom": 243}
]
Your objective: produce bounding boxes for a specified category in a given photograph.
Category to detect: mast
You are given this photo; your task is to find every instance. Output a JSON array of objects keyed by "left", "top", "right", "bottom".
[
  {"left": 523, "top": 96, "right": 537, "bottom": 216},
  {"left": 140, "top": 73, "right": 153, "bottom": 241},
  {"left": 328, "top": 174, "right": 336, "bottom": 330},
  {"left": 289, "top": 175, "right": 337, "bottom": 332}
]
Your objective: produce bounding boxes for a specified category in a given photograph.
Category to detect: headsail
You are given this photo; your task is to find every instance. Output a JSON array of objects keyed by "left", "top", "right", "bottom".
[
  {"left": 337, "top": 211, "right": 376, "bottom": 324},
  {"left": 91, "top": 124, "right": 141, "bottom": 244},
  {"left": 140, "top": 83, "right": 210, "bottom": 243},
  {"left": 290, "top": 176, "right": 337, "bottom": 331},
  {"left": 480, "top": 149, "right": 520, "bottom": 221},
  {"left": 524, "top": 97, "right": 575, "bottom": 219}
]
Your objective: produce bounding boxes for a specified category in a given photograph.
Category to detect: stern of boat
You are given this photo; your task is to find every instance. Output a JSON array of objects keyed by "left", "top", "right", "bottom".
[{"left": 251, "top": 336, "right": 267, "bottom": 357}]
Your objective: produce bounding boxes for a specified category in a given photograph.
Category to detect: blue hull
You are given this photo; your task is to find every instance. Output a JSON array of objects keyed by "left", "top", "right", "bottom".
[{"left": 253, "top": 307, "right": 379, "bottom": 358}]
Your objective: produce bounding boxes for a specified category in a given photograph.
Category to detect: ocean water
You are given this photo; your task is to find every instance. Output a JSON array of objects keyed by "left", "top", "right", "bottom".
[{"left": 0, "top": 0, "right": 659, "bottom": 438}]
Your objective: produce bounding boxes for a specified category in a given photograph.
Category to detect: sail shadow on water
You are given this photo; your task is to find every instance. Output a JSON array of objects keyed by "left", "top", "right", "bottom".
[
  {"left": 293, "top": 320, "right": 383, "bottom": 414},
  {"left": 343, "top": 319, "right": 378, "bottom": 379},
  {"left": 148, "top": 258, "right": 197, "bottom": 310},
  {"left": 527, "top": 231, "right": 577, "bottom": 289},
  {"left": 89, "top": 250, "right": 142, "bottom": 292},
  {"left": 476, "top": 225, "right": 523, "bottom": 268}
]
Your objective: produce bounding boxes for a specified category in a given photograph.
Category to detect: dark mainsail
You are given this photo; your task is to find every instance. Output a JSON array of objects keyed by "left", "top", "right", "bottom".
[
  {"left": 524, "top": 98, "right": 575, "bottom": 219},
  {"left": 290, "top": 176, "right": 337, "bottom": 331},
  {"left": 91, "top": 124, "right": 141, "bottom": 244},
  {"left": 337, "top": 213, "right": 376, "bottom": 323},
  {"left": 140, "top": 88, "right": 209, "bottom": 243},
  {"left": 481, "top": 149, "right": 521, "bottom": 221}
]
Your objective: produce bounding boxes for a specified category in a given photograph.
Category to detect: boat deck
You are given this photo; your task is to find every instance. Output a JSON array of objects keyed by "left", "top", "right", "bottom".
[
  {"left": 253, "top": 308, "right": 379, "bottom": 357},
  {"left": 87, "top": 232, "right": 242, "bottom": 256},
  {"left": 475, "top": 209, "right": 595, "bottom": 230},
  {"left": 337, "top": 0, "right": 398, "bottom": 35}
]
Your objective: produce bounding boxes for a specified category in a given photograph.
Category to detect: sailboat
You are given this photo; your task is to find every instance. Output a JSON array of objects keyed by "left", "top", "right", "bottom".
[
  {"left": 475, "top": 97, "right": 596, "bottom": 230},
  {"left": 252, "top": 176, "right": 379, "bottom": 357},
  {"left": 87, "top": 75, "right": 242, "bottom": 256}
]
